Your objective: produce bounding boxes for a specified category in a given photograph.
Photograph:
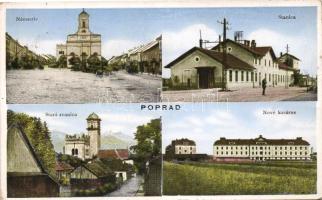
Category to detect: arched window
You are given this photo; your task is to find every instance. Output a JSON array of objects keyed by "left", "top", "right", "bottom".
[
  {"left": 72, "top": 149, "right": 75, "bottom": 155},
  {"left": 82, "top": 21, "right": 85, "bottom": 28}
]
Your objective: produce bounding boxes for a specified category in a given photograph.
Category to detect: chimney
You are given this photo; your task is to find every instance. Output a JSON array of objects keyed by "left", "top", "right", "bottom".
[
  {"left": 251, "top": 40, "right": 256, "bottom": 48},
  {"left": 280, "top": 52, "right": 282, "bottom": 57},
  {"left": 244, "top": 40, "right": 250, "bottom": 47},
  {"left": 296, "top": 137, "right": 302, "bottom": 140},
  {"left": 220, "top": 137, "right": 226, "bottom": 140},
  {"left": 199, "top": 30, "right": 203, "bottom": 48}
]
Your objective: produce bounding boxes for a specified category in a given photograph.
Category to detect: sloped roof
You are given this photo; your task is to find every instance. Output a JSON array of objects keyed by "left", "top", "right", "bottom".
[
  {"left": 55, "top": 161, "right": 74, "bottom": 172},
  {"left": 172, "top": 138, "right": 196, "bottom": 146},
  {"left": 279, "top": 53, "right": 300, "bottom": 61},
  {"left": 214, "top": 135, "right": 310, "bottom": 146},
  {"left": 7, "top": 123, "right": 59, "bottom": 184},
  {"left": 140, "top": 40, "right": 159, "bottom": 53},
  {"left": 164, "top": 47, "right": 255, "bottom": 71},
  {"left": 83, "top": 161, "right": 112, "bottom": 178},
  {"left": 277, "top": 61, "right": 297, "bottom": 71},
  {"left": 87, "top": 112, "right": 100, "bottom": 120},
  {"left": 98, "top": 149, "right": 129, "bottom": 160},
  {"left": 212, "top": 39, "right": 276, "bottom": 59}
]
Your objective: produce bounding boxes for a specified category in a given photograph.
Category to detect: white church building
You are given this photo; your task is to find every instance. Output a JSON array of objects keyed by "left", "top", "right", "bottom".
[
  {"left": 63, "top": 113, "right": 101, "bottom": 160},
  {"left": 56, "top": 9, "right": 101, "bottom": 68}
]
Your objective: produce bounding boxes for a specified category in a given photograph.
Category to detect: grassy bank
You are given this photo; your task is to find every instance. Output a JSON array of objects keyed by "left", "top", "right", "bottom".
[{"left": 163, "top": 161, "right": 316, "bottom": 195}]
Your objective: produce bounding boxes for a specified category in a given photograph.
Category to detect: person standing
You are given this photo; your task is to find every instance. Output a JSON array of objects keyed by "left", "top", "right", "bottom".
[{"left": 262, "top": 78, "right": 267, "bottom": 95}]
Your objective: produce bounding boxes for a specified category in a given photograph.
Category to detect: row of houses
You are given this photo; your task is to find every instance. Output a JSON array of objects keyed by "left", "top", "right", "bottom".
[
  {"left": 6, "top": 32, "right": 47, "bottom": 68},
  {"left": 108, "top": 36, "right": 162, "bottom": 75},
  {"left": 165, "top": 35, "right": 302, "bottom": 89},
  {"left": 165, "top": 135, "right": 312, "bottom": 162}
]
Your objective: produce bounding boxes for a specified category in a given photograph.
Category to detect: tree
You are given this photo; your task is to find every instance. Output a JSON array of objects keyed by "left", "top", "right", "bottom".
[
  {"left": 131, "top": 118, "right": 161, "bottom": 174},
  {"left": 69, "top": 53, "right": 81, "bottom": 71},
  {"left": 87, "top": 53, "right": 101, "bottom": 73},
  {"left": 7, "top": 110, "right": 57, "bottom": 177},
  {"left": 56, "top": 55, "right": 67, "bottom": 68}
]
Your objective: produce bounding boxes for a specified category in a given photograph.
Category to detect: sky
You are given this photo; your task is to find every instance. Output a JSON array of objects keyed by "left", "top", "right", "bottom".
[
  {"left": 8, "top": 104, "right": 161, "bottom": 138},
  {"left": 162, "top": 102, "right": 316, "bottom": 154},
  {"left": 7, "top": 7, "right": 318, "bottom": 76}
]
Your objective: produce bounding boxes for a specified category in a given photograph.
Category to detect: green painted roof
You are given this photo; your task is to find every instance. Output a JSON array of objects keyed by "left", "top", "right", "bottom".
[{"left": 87, "top": 112, "right": 100, "bottom": 120}]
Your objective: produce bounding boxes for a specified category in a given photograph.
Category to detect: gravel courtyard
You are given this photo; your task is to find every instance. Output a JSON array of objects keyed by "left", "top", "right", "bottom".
[
  {"left": 7, "top": 68, "right": 161, "bottom": 103},
  {"left": 162, "top": 87, "right": 317, "bottom": 102}
]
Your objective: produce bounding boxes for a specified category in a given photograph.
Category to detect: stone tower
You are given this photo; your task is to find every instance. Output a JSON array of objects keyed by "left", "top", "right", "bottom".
[
  {"left": 78, "top": 9, "right": 90, "bottom": 34},
  {"left": 86, "top": 112, "right": 101, "bottom": 157}
]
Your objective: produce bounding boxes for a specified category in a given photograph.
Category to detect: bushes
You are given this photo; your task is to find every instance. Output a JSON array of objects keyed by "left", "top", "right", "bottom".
[
  {"left": 74, "top": 183, "right": 118, "bottom": 196},
  {"left": 163, "top": 76, "right": 198, "bottom": 91}
]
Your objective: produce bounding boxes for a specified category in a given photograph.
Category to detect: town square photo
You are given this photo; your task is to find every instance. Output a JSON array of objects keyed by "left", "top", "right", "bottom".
[
  {"left": 162, "top": 7, "right": 318, "bottom": 102},
  {"left": 6, "top": 9, "right": 162, "bottom": 103},
  {"left": 7, "top": 104, "right": 161, "bottom": 197},
  {"left": 162, "top": 102, "right": 317, "bottom": 195}
]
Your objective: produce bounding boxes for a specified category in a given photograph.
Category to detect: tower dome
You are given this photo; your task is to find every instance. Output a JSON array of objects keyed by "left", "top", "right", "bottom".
[
  {"left": 87, "top": 112, "right": 100, "bottom": 120},
  {"left": 79, "top": 8, "right": 89, "bottom": 16}
]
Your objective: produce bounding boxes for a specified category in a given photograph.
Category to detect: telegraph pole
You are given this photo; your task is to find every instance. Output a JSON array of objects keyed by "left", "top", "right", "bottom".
[{"left": 218, "top": 18, "right": 230, "bottom": 91}]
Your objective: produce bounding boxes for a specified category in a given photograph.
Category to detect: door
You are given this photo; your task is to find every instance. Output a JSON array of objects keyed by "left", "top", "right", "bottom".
[{"left": 198, "top": 68, "right": 214, "bottom": 89}]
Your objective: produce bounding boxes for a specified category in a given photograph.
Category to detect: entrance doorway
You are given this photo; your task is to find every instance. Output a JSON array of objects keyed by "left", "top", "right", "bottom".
[{"left": 197, "top": 67, "right": 214, "bottom": 89}]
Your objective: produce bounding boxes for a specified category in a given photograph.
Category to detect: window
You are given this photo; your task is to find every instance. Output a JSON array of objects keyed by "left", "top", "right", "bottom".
[
  {"left": 265, "top": 59, "right": 266, "bottom": 66},
  {"left": 251, "top": 72, "right": 254, "bottom": 81},
  {"left": 59, "top": 51, "right": 64, "bottom": 54},
  {"left": 241, "top": 71, "right": 244, "bottom": 81},
  {"left": 255, "top": 73, "right": 257, "bottom": 82},
  {"left": 259, "top": 59, "right": 261, "bottom": 65},
  {"left": 246, "top": 71, "right": 249, "bottom": 81},
  {"left": 269, "top": 74, "right": 271, "bottom": 82},
  {"left": 229, "top": 70, "right": 232, "bottom": 82},
  {"left": 269, "top": 60, "right": 271, "bottom": 66},
  {"left": 235, "top": 71, "right": 238, "bottom": 82},
  {"left": 82, "top": 21, "right": 85, "bottom": 28}
]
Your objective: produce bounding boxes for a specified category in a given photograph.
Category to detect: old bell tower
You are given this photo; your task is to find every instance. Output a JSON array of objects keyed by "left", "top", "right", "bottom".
[
  {"left": 86, "top": 112, "right": 101, "bottom": 157},
  {"left": 78, "top": 8, "right": 90, "bottom": 34}
]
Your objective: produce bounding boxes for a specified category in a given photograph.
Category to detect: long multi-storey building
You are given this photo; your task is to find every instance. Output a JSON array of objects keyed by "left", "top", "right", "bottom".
[
  {"left": 213, "top": 135, "right": 311, "bottom": 161},
  {"left": 108, "top": 36, "right": 162, "bottom": 75},
  {"left": 6, "top": 32, "right": 46, "bottom": 68},
  {"left": 165, "top": 36, "right": 300, "bottom": 89}
]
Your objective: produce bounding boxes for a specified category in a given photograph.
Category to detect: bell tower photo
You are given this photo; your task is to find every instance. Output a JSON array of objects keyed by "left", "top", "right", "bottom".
[{"left": 86, "top": 112, "right": 101, "bottom": 157}]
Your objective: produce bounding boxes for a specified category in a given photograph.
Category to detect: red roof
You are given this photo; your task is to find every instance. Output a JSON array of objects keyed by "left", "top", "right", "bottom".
[
  {"left": 278, "top": 61, "right": 296, "bottom": 71},
  {"left": 98, "top": 149, "right": 129, "bottom": 160},
  {"left": 55, "top": 161, "right": 74, "bottom": 171}
]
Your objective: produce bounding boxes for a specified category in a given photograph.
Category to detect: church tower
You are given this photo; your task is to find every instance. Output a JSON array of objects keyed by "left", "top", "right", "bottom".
[
  {"left": 78, "top": 9, "right": 90, "bottom": 34},
  {"left": 87, "top": 112, "right": 101, "bottom": 157}
]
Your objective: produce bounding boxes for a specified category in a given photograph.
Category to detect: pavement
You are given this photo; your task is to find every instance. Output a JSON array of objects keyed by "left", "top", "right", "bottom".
[
  {"left": 6, "top": 68, "right": 162, "bottom": 103},
  {"left": 106, "top": 175, "right": 144, "bottom": 197},
  {"left": 161, "top": 87, "right": 317, "bottom": 102}
]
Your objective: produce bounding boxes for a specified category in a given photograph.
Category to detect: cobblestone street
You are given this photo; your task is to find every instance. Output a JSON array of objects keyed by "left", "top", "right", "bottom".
[
  {"left": 162, "top": 87, "right": 317, "bottom": 102},
  {"left": 7, "top": 68, "right": 161, "bottom": 103}
]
